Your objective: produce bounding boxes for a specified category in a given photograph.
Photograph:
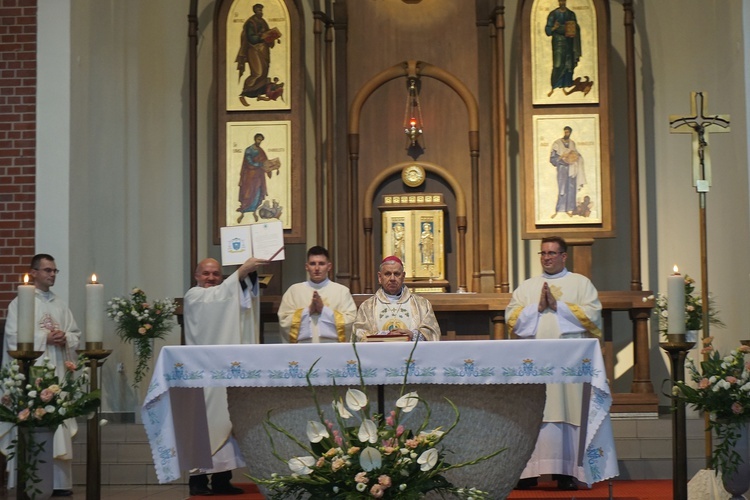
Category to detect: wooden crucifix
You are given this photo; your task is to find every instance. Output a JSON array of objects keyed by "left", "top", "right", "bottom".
[
  {"left": 669, "top": 91, "right": 730, "bottom": 192},
  {"left": 669, "top": 91, "right": 730, "bottom": 472}
]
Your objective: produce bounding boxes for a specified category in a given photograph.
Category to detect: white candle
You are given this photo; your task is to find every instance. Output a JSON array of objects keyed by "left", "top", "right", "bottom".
[
  {"left": 17, "top": 274, "right": 35, "bottom": 345},
  {"left": 667, "top": 266, "right": 686, "bottom": 334},
  {"left": 86, "top": 274, "right": 104, "bottom": 343}
]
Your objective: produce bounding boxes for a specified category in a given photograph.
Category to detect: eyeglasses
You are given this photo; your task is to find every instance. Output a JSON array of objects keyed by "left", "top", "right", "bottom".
[
  {"left": 34, "top": 268, "right": 60, "bottom": 275},
  {"left": 538, "top": 251, "right": 563, "bottom": 257}
]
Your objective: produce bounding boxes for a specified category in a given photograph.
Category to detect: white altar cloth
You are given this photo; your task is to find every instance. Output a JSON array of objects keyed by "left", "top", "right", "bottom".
[{"left": 142, "top": 339, "right": 619, "bottom": 485}]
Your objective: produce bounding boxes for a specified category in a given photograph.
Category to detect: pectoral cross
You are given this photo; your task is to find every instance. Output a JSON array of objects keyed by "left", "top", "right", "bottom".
[{"left": 669, "top": 91, "right": 730, "bottom": 192}]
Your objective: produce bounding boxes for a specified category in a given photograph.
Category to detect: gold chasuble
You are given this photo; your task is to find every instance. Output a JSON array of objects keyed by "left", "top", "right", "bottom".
[{"left": 352, "top": 287, "right": 441, "bottom": 342}]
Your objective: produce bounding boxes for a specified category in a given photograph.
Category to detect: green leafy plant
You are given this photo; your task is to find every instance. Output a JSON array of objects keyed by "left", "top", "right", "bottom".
[
  {"left": 672, "top": 337, "right": 750, "bottom": 476},
  {"left": 0, "top": 355, "right": 101, "bottom": 498},
  {"left": 249, "top": 343, "right": 504, "bottom": 499},
  {"left": 107, "top": 287, "right": 176, "bottom": 387}
]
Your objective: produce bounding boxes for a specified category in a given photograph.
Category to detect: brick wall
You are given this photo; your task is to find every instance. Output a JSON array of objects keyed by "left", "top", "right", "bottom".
[{"left": 0, "top": 0, "right": 37, "bottom": 320}]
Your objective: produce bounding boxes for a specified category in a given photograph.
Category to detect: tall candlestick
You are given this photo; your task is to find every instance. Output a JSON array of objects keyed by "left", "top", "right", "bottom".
[
  {"left": 17, "top": 274, "right": 35, "bottom": 345},
  {"left": 86, "top": 274, "right": 104, "bottom": 343},
  {"left": 667, "top": 266, "right": 686, "bottom": 334}
]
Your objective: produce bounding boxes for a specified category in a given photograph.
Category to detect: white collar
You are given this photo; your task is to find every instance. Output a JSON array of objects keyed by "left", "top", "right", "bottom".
[
  {"left": 307, "top": 278, "right": 330, "bottom": 289},
  {"left": 542, "top": 268, "right": 569, "bottom": 279}
]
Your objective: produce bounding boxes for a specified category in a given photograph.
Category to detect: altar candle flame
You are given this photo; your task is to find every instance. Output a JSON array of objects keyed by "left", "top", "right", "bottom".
[
  {"left": 673, "top": 265, "right": 679, "bottom": 274},
  {"left": 91, "top": 273, "right": 98, "bottom": 284},
  {"left": 23, "top": 274, "right": 29, "bottom": 284}
]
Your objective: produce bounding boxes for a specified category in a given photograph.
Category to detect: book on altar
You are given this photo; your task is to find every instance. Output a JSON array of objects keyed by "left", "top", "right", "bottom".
[
  {"left": 220, "top": 220, "right": 285, "bottom": 266},
  {"left": 365, "top": 334, "right": 411, "bottom": 342}
]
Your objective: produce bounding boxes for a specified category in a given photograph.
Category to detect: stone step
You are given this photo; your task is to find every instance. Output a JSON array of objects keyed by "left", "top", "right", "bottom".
[{"left": 71, "top": 413, "right": 713, "bottom": 485}]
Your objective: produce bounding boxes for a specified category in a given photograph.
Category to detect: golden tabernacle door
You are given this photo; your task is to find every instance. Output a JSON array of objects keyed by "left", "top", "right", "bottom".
[{"left": 381, "top": 194, "right": 447, "bottom": 292}]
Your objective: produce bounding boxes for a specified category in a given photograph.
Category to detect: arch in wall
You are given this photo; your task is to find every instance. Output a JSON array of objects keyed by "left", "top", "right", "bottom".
[
  {"left": 347, "top": 60, "right": 479, "bottom": 293},
  {"left": 362, "top": 161, "right": 468, "bottom": 293}
]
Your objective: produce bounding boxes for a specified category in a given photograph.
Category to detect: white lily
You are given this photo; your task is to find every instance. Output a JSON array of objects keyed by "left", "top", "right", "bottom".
[
  {"left": 396, "top": 392, "right": 419, "bottom": 413},
  {"left": 358, "top": 419, "right": 378, "bottom": 443},
  {"left": 346, "top": 388, "right": 368, "bottom": 411},
  {"left": 360, "top": 446, "right": 382, "bottom": 471},
  {"left": 288, "top": 456, "right": 316, "bottom": 475},
  {"left": 334, "top": 399, "right": 353, "bottom": 419},
  {"left": 417, "top": 448, "right": 439, "bottom": 471},
  {"left": 306, "top": 420, "right": 329, "bottom": 443}
]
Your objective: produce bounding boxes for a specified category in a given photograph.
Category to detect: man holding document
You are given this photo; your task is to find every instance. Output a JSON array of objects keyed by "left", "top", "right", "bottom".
[{"left": 183, "top": 255, "right": 268, "bottom": 495}]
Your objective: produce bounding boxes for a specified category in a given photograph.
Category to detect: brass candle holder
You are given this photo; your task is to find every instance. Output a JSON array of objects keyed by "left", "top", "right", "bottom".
[
  {"left": 77, "top": 342, "right": 112, "bottom": 500},
  {"left": 7, "top": 345, "right": 43, "bottom": 500},
  {"left": 659, "top": 339, "right": 695, "bottom": 500}
]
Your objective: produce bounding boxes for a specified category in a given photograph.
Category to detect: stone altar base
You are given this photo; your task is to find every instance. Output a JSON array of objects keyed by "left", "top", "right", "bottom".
[{"left": 228, "top": 383, "right": 546, "bottom": 499}]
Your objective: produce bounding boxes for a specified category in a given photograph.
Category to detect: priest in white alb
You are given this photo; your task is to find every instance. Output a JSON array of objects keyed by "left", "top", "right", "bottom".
[
  {"left": 183, "top": 256, "right": 267, "bottom": 496},
  {"left": 278, "top": 246, "right": 357, "bottom": 343},
  {"left": 506, "top": 236, "right": 602, "bottom": 491},
  {"left": 1, "top": 254, "right": 81, "bottom": 496}
]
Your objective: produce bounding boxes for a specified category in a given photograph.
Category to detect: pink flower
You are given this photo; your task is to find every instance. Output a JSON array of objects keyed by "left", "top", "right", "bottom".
[
  {"left": 732, "top": 402, "right": 744, "bottom": 415},
  {"left": 370, "top": 484, "right": 384, "bottom": 498},
  {"left": 739, "top": 345, "right": 750, "bottom": 353},
  {"left": 699, "top": 378, "right": 710, "bottom": 389},
  {"left": 138, "top": 327, "right": 147, "bottom": 335},
  {"left": 396, "top": 425, "right": 405, "bottom": 437},
  {"left": 701, "top": 347, "right": 713, "bottom": 355},
  {"left": 726, "top": 376, "right": 738, "bottom": 384},
  {"left": 315, "top": 457, "right": 325, "bottom": 467},
  {"left": 405, "top": 438, "right": 419, "bottom": 449},
  {"left": 34, "top": 408, "right": 46, "bottom": 419},
  {"left": 64, "top": 361, "right": 76, "bottom": 372},
  {"left": 17, "top": 409, "right": 30, "bottom": 421},
  {"left": 702, "top": 336, "right": 714, "bottom": 346},
  {"left": 1, "top": 395, "right": 10, "bottom": 407},
  {"left": 40, "top": 388, "right": 54, "bottom": 403},
  {"left": 331, "top": 458, "right": 346, "bottom": 471},
  {"left": 144, "top": 324, "right": 152, "bottom": 330},
  {"left": 378, "top": 475, "right": 392, "bottom": 488},
  {"left": 334, "top": 435, "right": 343, "bottom": 446},
  {"left": 355, "top": 472, "right": 368, "bottom": 484},
  {"left": 34, "top": 377, "right": 42, "bottom": 387}
]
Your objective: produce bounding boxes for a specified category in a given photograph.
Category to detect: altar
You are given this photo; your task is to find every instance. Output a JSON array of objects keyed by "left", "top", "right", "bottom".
[{"left": 142, "top": 339, "right": 618, "bottom": 497}]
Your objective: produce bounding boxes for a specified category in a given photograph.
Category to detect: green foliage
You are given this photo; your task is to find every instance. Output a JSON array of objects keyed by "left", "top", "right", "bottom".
[
  {"left": 107, "top": 287, "right": 176, "bottom": 387},
  {"left": 672, "top": 338, "right": 750, "bottom": 476},
  {"left": 0, "top": 355, "right": 101, "bottom": 498}
]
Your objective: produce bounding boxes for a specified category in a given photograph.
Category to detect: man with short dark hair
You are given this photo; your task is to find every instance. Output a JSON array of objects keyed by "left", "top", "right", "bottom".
[
  {"left": 352, "top": 256, "right": 440, "bottom": 342},
  {"left": 2, "top": 254, "right": 81, "bottom": 497},
  {"left": 507, "top": 236, "right": 602, "bottom": 491},
  {"left": 183, "top": 256, "right": 267, "bottom": 496},
  {"left": 278, "top": 246, "right": 356, "bottom": 343}
]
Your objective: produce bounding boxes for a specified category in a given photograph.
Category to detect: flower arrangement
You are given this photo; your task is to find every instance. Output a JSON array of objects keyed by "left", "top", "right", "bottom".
[
  {"left": 250, "top": 346, "right": 504, "bottom": 499},
  {"left": 672, "top": 337, "right": 750, "bottom": 476},
  {"left": 107, "top": 287, "right": 176, "bottom": 387},
  {"left": 646, "top": 274, "right": 724, "bottom": 338},
  {"left": 0, "top": 355, "right": 101, "bottom": 498}
]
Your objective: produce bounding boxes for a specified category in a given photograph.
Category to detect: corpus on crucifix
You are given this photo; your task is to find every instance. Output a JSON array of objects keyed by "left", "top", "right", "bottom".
[
  {"left": 668, "top": 91, "right": 730, "bottom": 192},
  {"left": 668, "top": 91, "right": 730, "bottom": 484}
]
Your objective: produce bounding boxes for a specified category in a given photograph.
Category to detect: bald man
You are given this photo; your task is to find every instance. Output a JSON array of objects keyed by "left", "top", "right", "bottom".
[{"left": 183, "top": 256, "right": 267, "bottom": 496}]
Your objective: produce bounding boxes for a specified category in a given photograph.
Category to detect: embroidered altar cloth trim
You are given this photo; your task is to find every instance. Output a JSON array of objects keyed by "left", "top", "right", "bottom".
[{"left": 142, "top": 339, "right": 618, "bottom": 485}]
